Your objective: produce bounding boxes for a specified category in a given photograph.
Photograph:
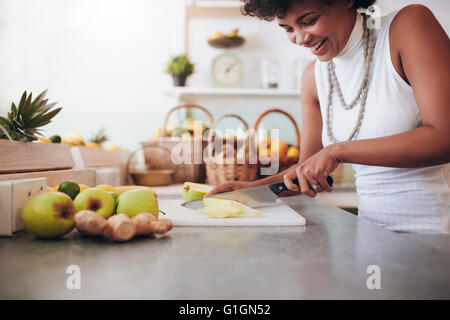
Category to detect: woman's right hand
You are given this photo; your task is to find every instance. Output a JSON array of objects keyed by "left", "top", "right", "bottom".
[{"left": 205, "top": 181, "right": 255, "bottom": 197}]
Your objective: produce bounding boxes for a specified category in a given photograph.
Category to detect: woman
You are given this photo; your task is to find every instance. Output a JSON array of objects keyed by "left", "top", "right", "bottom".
[{"left": 207, "top": 0, "right": 450, "bottom": 234}]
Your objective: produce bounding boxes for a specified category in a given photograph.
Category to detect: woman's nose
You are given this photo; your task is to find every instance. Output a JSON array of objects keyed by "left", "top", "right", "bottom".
[{"left": 295, "top": 30, "right": 312, "bottom": 46}]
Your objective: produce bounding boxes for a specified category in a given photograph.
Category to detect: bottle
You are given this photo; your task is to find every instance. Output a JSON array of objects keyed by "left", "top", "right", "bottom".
[{"left": 261, "top": 59, "right": 279, "bottom": 89}]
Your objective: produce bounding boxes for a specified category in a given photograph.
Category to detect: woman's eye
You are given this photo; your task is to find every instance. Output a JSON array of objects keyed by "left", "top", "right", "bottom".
[
  {"left": 303, "top": 17, "right": 318, "bottom": 26},
  {"left": 286, "top": 27, "right": 293, "bottom": 33}
]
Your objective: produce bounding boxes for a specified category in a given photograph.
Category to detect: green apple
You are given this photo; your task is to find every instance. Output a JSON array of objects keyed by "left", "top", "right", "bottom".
[
  {"left": 73, "top": 188, "right": 115, "bottom": 219},
  {"left": 116, "top": 189, "right": 159, "bottom": 218},
  {"left": 182, "top": 182, "right": 213, "bottom": 202},
  {"left": 22, "top": 192, "right": 76, "bottom": 239}
]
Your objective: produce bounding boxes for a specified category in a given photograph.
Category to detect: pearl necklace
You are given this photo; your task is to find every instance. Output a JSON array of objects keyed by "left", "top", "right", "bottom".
[{"left": 326, "top": 13, "right": 376, "bottom": 143}]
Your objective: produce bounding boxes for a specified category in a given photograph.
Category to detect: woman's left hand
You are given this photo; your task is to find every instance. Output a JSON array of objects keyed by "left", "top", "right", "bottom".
[{"left": 283, "top": 145, "right": 340, "bottom": 197}]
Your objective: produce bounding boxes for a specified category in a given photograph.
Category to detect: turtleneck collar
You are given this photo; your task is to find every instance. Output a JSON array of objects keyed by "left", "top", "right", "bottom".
[{"left": 336, "top": 12, "right": 363, "bottom": 60}]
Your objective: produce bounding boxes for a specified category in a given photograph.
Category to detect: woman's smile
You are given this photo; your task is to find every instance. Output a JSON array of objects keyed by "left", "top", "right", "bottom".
[
  {"left": 276, "top": 0, "right": 356, "bottom": 61},
  {"left": 310, "top": 37, "right": 328, "bottom": 55}
]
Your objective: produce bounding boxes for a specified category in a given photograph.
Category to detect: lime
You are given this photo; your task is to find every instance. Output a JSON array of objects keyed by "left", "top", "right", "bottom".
[
  {"left": 58, "top": 181, "right": 81, "bottom": 200},
  {"left": 49, "top": 135, "right": 61, "bottom": 143}
]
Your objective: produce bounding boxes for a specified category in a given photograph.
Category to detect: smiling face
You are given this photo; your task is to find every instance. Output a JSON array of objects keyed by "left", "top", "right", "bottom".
[{"left": 277, "top": 0, "right": 357, "bottom": 61}]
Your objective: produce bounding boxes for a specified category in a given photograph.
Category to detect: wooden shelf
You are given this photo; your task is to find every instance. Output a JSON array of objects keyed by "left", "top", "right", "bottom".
[
  {"left": 164, "top": 87, "right": 301, "bottom": 98},
  {"left": 186, "top": 6, "right": 242, "bottom": 18}
]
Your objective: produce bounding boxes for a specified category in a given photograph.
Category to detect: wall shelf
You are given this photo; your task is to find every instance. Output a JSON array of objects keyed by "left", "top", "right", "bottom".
[{"left": 164, "top": 87, "right": 301, "bottom": 99}]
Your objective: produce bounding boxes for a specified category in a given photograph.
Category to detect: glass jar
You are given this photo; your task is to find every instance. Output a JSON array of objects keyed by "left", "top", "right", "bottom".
[{"left": 261, "top": 59, "right": 279, "bottom": 89}]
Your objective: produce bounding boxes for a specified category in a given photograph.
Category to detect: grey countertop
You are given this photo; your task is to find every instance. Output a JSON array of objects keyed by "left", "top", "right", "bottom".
[{"left": 0, "top": 193, "right": 449, "bottom": 299}]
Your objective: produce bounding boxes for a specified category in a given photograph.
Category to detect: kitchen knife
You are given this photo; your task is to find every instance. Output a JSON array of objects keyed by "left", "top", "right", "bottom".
[{"left": 181, "top": 176, "right": 333, "bottom": 210}]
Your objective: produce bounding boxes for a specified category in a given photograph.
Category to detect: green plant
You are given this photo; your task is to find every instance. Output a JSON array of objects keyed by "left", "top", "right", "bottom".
[
  {"left": 164, "top": 54, "right": 195, "bottom": 76},
  {"left": 0, "top": 89, "right": 61, "bottom": 142}
]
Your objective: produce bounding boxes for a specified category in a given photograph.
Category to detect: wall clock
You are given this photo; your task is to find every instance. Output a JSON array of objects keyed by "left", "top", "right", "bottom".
[{"left": 211, "top": 52, "right": 244, "bottom": 87}]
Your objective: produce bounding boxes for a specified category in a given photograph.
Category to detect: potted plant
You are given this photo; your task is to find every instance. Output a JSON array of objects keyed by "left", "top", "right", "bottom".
[
  {"left": 0, "top": 90, "right": 75, "bottom": 173},
  {"left": 164, "top": 54, "right": 195, "bottom": 86}
]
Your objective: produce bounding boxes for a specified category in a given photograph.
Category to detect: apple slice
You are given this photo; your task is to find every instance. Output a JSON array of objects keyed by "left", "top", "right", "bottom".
[
  {"left": 235, "top": 202, "right": 262, "bottom": 216},
  {"left": 198, "top": 197, "right": 245, "bottom": 218},
  {"left": 198, "top": 204, "right": 242, "bottom": 218},
  {"left": 203, "top": 197, "right": 261, "bottom": 216},
  {"left": 182, "top": 182, "right": 214, "bottom": 202}
]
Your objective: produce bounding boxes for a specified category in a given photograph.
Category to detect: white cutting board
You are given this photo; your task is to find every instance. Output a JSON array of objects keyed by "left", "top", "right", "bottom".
[{"left": 158, "top": 197, "right": 306, "bottom": 227}]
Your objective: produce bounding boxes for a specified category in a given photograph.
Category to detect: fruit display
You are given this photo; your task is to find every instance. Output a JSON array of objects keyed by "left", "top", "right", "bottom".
[
  {"left": 0, "top": 90, "right": 62, "bottom": 142},
  {"left": 207, "top": 28, "right": 245, "bottom": 49},
  {"left": 182, "top": 182, "right": 213, "bottom": 202},
  {"left": 61, "top": 131, "right": 85, "bottom": 147},
  {"left": 22, "top": 182, "right": 172, "bottom": 241},
  {"left": 58, "top": 130, "right": 121, "bottom": 150},
  {"left": 87, "top": 128, "right": 108, "bottom": 149},
  {"left": 154, "top": 117, "right": 210, "bottom": 139},
  {"left": 258, "top": 137, "right": 298, "bottom": 158}
]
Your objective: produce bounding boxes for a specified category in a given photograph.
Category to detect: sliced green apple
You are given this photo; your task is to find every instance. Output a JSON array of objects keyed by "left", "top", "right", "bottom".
[
  {"left": 198, "top": 204, "right": 242, "bottom": 218},
  {"left": 236, "top": 202, "right": 262, "bottom": 216},
  {"left": 198, "top": 197, "right": 244, "bottom": 218},
  {"left": 199, "top": 197, "right": 262, "bottom": 218},
  {"left": 182, "top": 182, "right": 214, "bottom": 202}
]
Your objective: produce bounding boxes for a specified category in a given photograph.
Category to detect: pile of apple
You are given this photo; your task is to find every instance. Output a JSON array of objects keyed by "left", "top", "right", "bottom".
[
  {"left": 258, "top": 137, "right": 299, "bottom": 158},
  {"left": 22, "top": 184, "right": 172, "bottom": 241},
  {"left": 154, "top": 118, "right": 209, "bottom": 139},
  {"left": 182, "top": 182, "right": 262, "bottom": 218},
  {"left": 207, "top": 28, "right": 244, "bottom": 41}
]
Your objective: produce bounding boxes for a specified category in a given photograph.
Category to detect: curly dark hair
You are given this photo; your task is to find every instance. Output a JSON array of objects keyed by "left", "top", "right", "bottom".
[{"left": 241, "top": 0, "right": 376, "bottom": 21}]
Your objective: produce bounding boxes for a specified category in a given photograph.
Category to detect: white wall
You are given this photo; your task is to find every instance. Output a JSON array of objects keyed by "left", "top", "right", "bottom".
[
  {"left": 0, "top": 0, "right": 448, "bottom": 152},
  {"left": 0, "top": 0, "right": 185, "bottom": 152}
]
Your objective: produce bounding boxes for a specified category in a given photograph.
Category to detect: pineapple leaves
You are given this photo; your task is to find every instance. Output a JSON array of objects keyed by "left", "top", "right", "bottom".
[
  {"left": 17, "top": 91, "right": 27, "bottom": 115},
  {"left": 1, "top": 89, "right": 61, "bottom": 141},
  {"left": 27, "top": 107, "right": 62, "bottom": 129}
]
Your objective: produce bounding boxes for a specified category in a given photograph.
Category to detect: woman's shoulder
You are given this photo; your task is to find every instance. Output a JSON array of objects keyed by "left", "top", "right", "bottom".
[{"left": 389, "top": 4, "right": 438, "bottom": 41}]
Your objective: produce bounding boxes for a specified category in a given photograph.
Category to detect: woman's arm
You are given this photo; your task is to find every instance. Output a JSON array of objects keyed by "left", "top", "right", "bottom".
[
  {"left": 283, "top": 5, "right": 450, "bottom": 196},
  {"left": 206, "top": 61, "right": 324, "bottom": 196},
  {"left": 336, "top": 5, "right": 450, "bottom": 167}
]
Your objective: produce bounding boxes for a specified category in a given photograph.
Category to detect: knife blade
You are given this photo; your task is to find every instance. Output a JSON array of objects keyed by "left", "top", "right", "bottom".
[{"left": 181, "top": 176, "right": 333, "bottom": 210}]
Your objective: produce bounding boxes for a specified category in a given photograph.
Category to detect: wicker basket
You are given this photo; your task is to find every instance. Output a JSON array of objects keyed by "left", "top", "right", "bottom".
[
  {"left": 253, "top": 108, "right": 301, "bottom": 178},
  {"left": 140, "top": 104, "right": 213, "bottom": 183},
  {"left": 204, "top": 114, "right": 259, "bottom": 185}
]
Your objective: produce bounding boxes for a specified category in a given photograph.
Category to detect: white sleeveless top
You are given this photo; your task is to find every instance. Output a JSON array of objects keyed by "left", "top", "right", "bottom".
[{"left": 314, "top": 11, "right": 449, "bottom": 234}]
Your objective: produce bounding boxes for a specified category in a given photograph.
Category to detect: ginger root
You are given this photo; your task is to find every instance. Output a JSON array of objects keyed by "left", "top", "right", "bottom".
[
  {"left": 75, "top": 210, "right": 172, "bottom": 242},
  {"left": 103, "top": 214, "right": 136, "bottom": 242},
  {"left": 131, "top": 212, "right": 172, "bottom": 235},
  {"left": 75, "top": 210, "right": 106, "bottom": 236}
]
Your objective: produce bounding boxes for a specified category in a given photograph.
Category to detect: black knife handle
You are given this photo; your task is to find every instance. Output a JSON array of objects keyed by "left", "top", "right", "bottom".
[{"left": 269, "top": 176, "right": 333, "bottom": 196}]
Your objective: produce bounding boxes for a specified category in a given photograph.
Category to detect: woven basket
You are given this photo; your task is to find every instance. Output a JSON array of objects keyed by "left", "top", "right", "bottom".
[
  {"left": 140, "top": 104, "right": 213, "bottom": 183},
  {"left": 204, "top": 114, "right": 259, "bottom": 185},
  {"left": 253, "top": 108, "right": 301, "bottom": 178}
]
